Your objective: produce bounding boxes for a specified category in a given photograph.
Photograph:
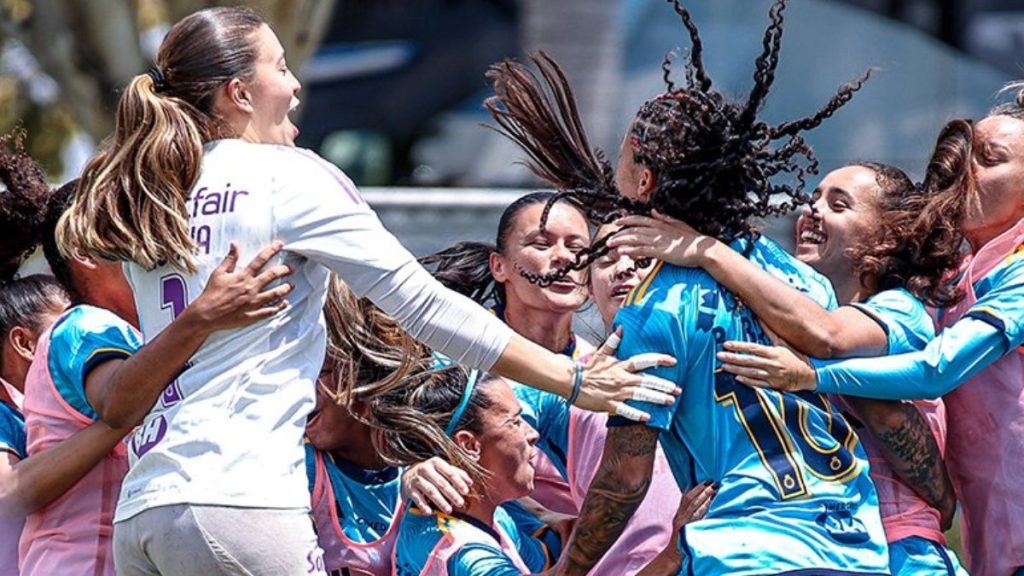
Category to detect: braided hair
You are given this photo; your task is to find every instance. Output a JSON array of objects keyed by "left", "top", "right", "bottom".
[{"left": 485, "top": 0, "right": 870, "bottom": 285}]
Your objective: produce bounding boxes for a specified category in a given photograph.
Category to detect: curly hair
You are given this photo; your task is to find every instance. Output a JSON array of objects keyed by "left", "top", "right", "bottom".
[
  {"left": 0, "top": 131, "right": 53, "bottom": 282},
  {"left": 846, "top": 160, "right": 965, "bottom": 308},
  {"left": 484, "top": 0, "right": 869, "bottom": 285}
]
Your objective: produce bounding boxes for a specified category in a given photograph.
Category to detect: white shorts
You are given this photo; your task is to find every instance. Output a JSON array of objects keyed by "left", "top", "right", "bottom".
[{"left": 113, "top": 504, "right": 326, "bottom": 576}]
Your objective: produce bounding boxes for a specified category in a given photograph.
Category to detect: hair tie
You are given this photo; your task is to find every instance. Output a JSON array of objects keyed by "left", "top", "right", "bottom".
[{"left": 146, "top": 67, "right": 169, "bottom": 92}]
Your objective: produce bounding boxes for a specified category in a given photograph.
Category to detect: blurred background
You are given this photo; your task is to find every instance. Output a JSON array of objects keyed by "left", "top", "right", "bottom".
[{"left": 0, "top": 0, "right": 1019, "bottom": 258}]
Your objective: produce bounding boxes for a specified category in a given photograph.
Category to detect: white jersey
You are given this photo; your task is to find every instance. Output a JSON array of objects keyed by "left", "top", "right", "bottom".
[{"left": 116, "top": 140, "right": 512, "bottom": 522}]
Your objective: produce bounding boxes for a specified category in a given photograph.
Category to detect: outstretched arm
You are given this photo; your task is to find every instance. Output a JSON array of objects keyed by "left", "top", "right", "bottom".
[
  {"left": 552, "top": 424, "right": 659, "bottom": 576},
  {"left": 87, "top": 242, "right": 292, "bottom": 428},
  {"left": 0, "top": 422, "right": 128, "bottom": 518},
  {"left": 610, "top": 212, "right": 885, "bottom": 358}
]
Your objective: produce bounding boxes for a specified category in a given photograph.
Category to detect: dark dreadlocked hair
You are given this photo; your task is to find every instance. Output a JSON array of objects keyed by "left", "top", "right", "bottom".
[
  {"left": 485, "top": 0, "right": 870, "bottom": 285},
  {"left": 845, "top": 160, "right": 965, "bottom": 308}
]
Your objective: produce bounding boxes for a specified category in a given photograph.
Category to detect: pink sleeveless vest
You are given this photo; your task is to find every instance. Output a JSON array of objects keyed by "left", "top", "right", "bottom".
[
  {"left": 18, "top": 324, "right": 128, "bottom": 576},
  {"left": 309, "top": 448, "right": 402, "bottom": 575},
  {"left": 567, "top": 408, "right": 682, "bottom": 575},
  {"left": 0, "top": 383, "right": 23, "bottom": 575},
  {"left": 402, "top": 512, "right": 531, "bottom": 576},
  {"left": 836, "top": 397, "right": 947, "bottom": 545},
  {"left": 940, "top": 217, "right": 1024, "bottom": 576}
]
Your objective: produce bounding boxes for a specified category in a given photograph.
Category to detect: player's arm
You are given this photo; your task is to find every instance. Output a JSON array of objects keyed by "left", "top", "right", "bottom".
[
  {"left": 552, "top": 424, "right": 659, "bottom": 576},
  {"left": 610, "top": 212, "right": 885, "bottom": 358},
  {"left": 843, "top": 397, "right": 956, "bottom": 527},
  {"left": 88, "top": 242, "right": 292, "bottom": 428},
  {"left": 0, "top": 422, "right": 132, "bottom": 518}
]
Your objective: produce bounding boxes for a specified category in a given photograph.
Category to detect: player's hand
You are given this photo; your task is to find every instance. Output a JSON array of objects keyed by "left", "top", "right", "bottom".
[
  {"left": 186, "top": 241, "right": 293, "bottom": 333},
  {"left": 717, "top": 341, "right": 817, "bottom": 392},
  {"left": 609, "top": 210, "right": 719, "bottom": 267},
  {"left": 401, "top": 457, "right": 472, "bottom": 514},
  {"left": 674, "top": 481, "right": 716, "bottom": 528},
  {"left": 573, "top": 328, "right": 680, "bottom": 422}
]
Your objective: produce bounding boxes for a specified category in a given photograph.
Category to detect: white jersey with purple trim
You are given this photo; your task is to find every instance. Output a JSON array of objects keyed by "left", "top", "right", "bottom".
[{"left": 116, "top": 140, "right": 512, "bottom": 523}]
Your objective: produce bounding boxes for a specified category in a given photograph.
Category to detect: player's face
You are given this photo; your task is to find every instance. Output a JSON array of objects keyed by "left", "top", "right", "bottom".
[
  {"left": 491, "top": 202, "right": 589, "bottom": 315},
  {"left": 472, "top": 378, "right": 539, "bottom": 502},
  {"left": 964, "top": 115, "right": 1024, "bottom": 248},
  {"left": 307, "top": 361, "right": 365, "bottom": 452},
  {"left": 245, "top": 24, "right": 302, "bottom": 146},
  {"left": 795, "top": 165, "right": 882, "bottom": 284},
  {"left": 589, "top": 224, "right": 654, "bottom": 331}
]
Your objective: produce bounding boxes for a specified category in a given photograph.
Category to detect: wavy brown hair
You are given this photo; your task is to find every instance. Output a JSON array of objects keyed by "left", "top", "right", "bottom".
[
  {"left": 56, "top": 7, "right": 266, "bottom": 274},
  {"left": 847, "top": 158, "right": 966, "bottom": 308},
  {"left": 484, "top": 0, "right": 869, "bottom": 285}
]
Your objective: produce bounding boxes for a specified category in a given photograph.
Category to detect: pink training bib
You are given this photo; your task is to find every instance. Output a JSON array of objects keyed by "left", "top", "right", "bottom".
[
  {"left": 940, "top": 217, "right": 1024, "bottom": 576},
  {"left": 309, "top": 448, "right": 403, "bottom": 575},
  {"left": 18, "top": 325, "right": 128, "bottom": 576}
]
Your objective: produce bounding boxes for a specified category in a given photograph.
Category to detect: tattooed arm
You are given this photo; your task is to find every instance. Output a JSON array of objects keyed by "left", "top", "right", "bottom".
[
  {"left": 844, "top": 396, "right": 956, "bottom": 529},
  {"left": 550, "top": 424, "right": 660, "bottom": 576}
]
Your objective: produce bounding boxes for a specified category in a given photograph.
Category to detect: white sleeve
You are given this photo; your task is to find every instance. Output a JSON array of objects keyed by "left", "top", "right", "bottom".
[{"left": 271, "top": 149, "right": 512, "bottom": 369}]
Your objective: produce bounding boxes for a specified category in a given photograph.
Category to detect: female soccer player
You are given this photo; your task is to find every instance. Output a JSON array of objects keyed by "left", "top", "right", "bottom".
[
  {"left": 482, "top": 0, "right": 890, "bottom": 573},
  {"left": 611, "top": 159, "right": 968, "bottom": 574},
  {"left": 56, "top": 8, "right": 675, "bottom": 573},
  {"left": 718, "top": 95, "right": 1024, "bottom": 576},
  {"left": 421, "top": 197, "right": 695, "bottom": 575},
  {"left": 0, "top": 132, "right": 295, "bottom": 576},
  {"left": 0, "top": 274, "right": 69, "bottom": 574}
]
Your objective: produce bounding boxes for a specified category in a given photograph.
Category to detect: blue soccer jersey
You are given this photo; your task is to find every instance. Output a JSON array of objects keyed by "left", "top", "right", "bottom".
[
  {"left": 614, "top": 236, "right": 888, "bottom": 575},
  {"left": 853, "top": 288, "right": 935, "bottom": 355},
  {"left": 48, "top": 305, "right": 142, "bottom": 420},
  {"left": 304, "top": 443, "right": 401, "bottom": 543},
  {"left": 394, "top": 506, "right": 532, "bottom": 576},
  {"left": 0, "top": 401, "right": 26, "bottom": 461}
]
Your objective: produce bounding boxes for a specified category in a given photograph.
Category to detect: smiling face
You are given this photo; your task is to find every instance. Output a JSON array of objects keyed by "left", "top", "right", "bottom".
[
  {"left": 589, "top": 223, "right": 654, "bottom": 331},
  {"left": 964, "top": 115, "right": 1024, "bottom": 248},
  {"left": 794, "top": 165, "right": 884, "bottom": 284},
  {"left": 490, "top": 201, "right": 590, "bottom": 315},
  {"left": 465, "top": 378, "right": 539, "bottom": 504},
  {"left": 242, "top": 24, "right": 302, "bottom": 146}
]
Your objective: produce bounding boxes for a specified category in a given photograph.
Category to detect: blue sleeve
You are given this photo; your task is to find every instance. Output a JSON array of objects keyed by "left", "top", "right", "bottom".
[
  {"left": 447, "top": 544, "right": 526, "bottom": 576},
  {"left": 850, "top": 288, "right": 935, "bottom": 354},
  {"left": 963, "top": 258, "right": 1024, "bottom": 349},
  {"left": 49, "top": 306, "right": 142, "bottom": 420},
  {"left": 499, "top": 501, "right": 560, "bottom": 571},
  {"left": 607, "top": 304, "right": 684, "bottom": 431},
  {"left": 0, "top": 406, "right": 26, "bottom": 460},
  {"left": 816, "top": 317, "right": 1007, "bottom": 400}
]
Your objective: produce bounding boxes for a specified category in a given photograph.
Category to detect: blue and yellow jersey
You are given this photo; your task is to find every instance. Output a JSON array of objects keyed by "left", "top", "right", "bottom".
[
  {"left": 613, "top": 236, "right": 889, "bottom": 575},
  {"left": 395, "top": 505, "right": 531, "bottom": 576},
  {"left": 852, "top": 288, "right": 935, "bottom": 355},
  {"left": 956, "top": 250, "right": 1024, "bottom": 349},
  {"left": 0, "top": 401, "right": 26, "bottom": 461},
  {"left": 304, "top": 443, "right": 401, "bottom": 543},
  {"left": 48, "top": 305, "right": 141, "bottom": 420}
]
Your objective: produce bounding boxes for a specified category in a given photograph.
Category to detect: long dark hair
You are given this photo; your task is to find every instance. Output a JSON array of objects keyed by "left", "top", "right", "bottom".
[
  {"left": 485, "top": 0, "right": 869, "bottom": 284},
  {"left": 847, "top": 160, "right": 965, "bottom": 307}
]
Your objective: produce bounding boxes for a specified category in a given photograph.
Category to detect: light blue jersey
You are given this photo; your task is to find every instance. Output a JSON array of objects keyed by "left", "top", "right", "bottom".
[
  {"left": 395, "top": 506, "right": 531, "bottom": 576},
  {"left": 0, "top": 401, "right": 25, "bottom": 460},
  {"left": 47, "top": 305, "right": 141, "bottom": 419},
  {"left": 854, "top": 288, "right": 935, "bottom": 355},
  {"left": 304, "top": 443, "right": 401, "bottom": 543},
  {"left": 512, "top": 385, "right": 571, "bottom": 479},
  {"left": 613, "top": 236, "right": 888, "bottom": 575}
]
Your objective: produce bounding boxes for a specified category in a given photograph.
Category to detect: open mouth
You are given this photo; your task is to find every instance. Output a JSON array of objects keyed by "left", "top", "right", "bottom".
[
  {"left": 610, "top": 282, "right": 637, "bottom": 301},
  {"left": 289, "top": 96, "right": 301, "bottom": 115},
  {"left": 797, "top": 218, "right": 827, "bottom": 246},
  {"left": 548, "top": 279, "right": 579, "bottom": 294}
]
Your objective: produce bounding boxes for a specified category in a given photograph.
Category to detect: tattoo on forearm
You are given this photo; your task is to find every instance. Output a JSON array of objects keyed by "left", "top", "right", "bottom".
[
  {"left": 563, "top": 425, "right": 659, "bottom": 576},
  {"left": 851, "top": 398, "right": 954, "bottom": 513}
]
